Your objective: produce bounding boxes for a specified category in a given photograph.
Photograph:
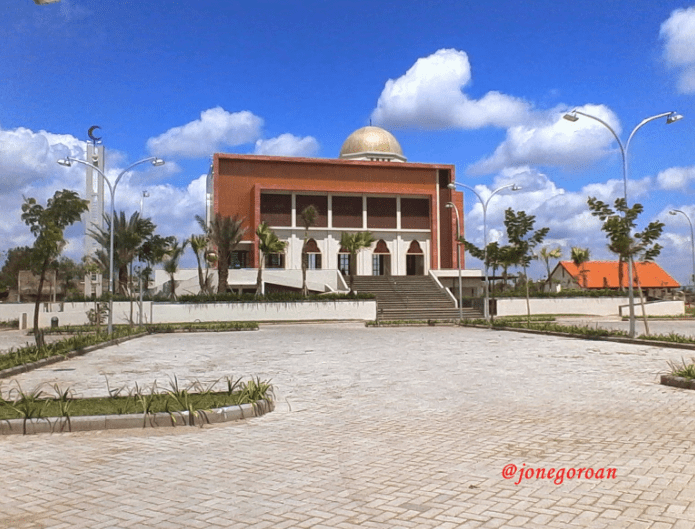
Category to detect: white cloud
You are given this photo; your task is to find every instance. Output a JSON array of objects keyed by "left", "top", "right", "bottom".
[
  {"left": 661, "top": 6, "right": 695, "bottom": 93},
  {"left": 468, "top": 104, "right": 621, "bottom": 175},
  {"left": 254, "top": 133, "right": 319, "bottom": 157},
  {"left": 147, "top": 107, "right": 263, "bottom": 158},
  {"left": 0, "top": 127, "right": 85, "bottom": 192},
  {"left": 656, "top": 165, "right": 695, "bottom": 190},
  {"left": 371, "top": 49, "right": 531, "bottom": 130}
]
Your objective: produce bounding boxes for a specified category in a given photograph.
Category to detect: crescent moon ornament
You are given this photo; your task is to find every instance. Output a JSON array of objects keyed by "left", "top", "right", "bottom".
[{"left": 87, "top": 126, "right": 102, "bottom": 142}]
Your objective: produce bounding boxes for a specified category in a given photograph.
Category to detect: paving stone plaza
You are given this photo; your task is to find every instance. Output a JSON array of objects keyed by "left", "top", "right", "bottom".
[{"left": 3, "top": 323, "right": 695, "bottom": 528}]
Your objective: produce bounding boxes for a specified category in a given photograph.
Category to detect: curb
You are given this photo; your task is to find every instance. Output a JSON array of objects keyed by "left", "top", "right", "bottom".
[
  {"left": 0, "top": 399, "right": 274, "bottom": 436},
  {"left": 660, "top": 375, "right": 695, "bottom": 390}
]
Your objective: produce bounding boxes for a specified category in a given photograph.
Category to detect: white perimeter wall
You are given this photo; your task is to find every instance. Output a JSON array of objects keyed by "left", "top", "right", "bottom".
[
  {"left": 2, "top": 300, "right": 376, "bottom": 328},
  {"left": 496, "top": 297, "right": 685, "bottom": 317}
]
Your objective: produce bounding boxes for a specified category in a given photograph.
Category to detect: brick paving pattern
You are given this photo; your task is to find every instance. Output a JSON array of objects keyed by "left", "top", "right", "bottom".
[{"left": 3, "top": 323, "right": 695, "bottom": 528}]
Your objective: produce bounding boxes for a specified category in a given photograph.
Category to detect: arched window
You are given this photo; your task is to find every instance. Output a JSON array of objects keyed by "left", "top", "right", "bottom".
[{"left": 304, "top": 238, "right": 322, "bottom": 270}]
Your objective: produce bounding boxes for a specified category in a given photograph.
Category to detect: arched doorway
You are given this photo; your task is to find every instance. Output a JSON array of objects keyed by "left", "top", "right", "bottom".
[
  {"left": 372, "top": 239, "right": 391, "bottom": 276},
  {"left": 406, "top": 240, "right": 425, "bottom": 276}
]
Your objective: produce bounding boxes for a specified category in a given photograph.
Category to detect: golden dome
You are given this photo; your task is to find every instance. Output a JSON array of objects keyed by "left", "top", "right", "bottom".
[{"left": 339, "top": 126, "right": 406, "bottom": 161}]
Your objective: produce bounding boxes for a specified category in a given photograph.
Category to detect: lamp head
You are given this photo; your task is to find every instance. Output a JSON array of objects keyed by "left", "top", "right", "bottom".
[
  {"left": 511, "top": 185, "right": 522, "bottom": 191},
  {"left": 57, "top": 158, "right": 72, "bottom": 167},
  {"left": 445, "top": 202, "right": 454, "bottom": 208},
  {"left": 152, "top": 158, "right": 165, "bottom": 166},
  {"left": 669, "top": 210, "right": 678, "bottom": 216},
  {"left": 447, "top": 183, "right": 456, "bottom": 190},
  {"left": 666, "top": 112, "right": 683, "bottom": 125},
  {"left": 563, "top": 111, "right": 579, "bottom": 122}
]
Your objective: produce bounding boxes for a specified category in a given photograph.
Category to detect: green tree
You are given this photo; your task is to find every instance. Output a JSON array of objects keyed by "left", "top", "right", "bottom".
[
  {"left": 503, "top": 208, "right": 549, "bottom": 324},
  {"left": 0, "top": 246, "right": 33, "bottom": 296},
  {"left": 50, "top": 256, "right": 84, "bottom": 299},
  {"left": 299, "top": 205, "right": 318, "bottom": 297},
  {"left": 138, "top": 233, "right": 176, "bottom": 292},
  {"left": 21, "top": 190, "right": 89, "bottom": 346},
  {"left": 570, "top": 247, "right": 591, "bottom": 288},
  {"left": 340, "top": 231, "right": 375, "bottom": 295},
  {"left": 255, "top": 222, "right": 287, "bottom": 297},
  {"left": 196, "top": 214, "right": 247, "bottom": 294},
  {"left": 89, "top": 211, "right": 156, "bottom": 295},
  {"left": 587, "top": 197, "right": 664, "bottom": 335},
  {"left": 162, "top": 239, "right": 189, "bottom": 300}
]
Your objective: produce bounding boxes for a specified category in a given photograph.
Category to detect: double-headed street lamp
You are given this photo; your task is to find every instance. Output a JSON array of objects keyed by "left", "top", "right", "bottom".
[
  {"left": 447, "top": 182, "right": 521, "bottom": 320},
  {"left": 563, "top": 109, "right": 682, "bottom": 337},
  {"left": 57, "top": 156, "right": 165, "bottom": 334},
  {"left": 669, "top": 210, "right": 695, "bottom": 289}
]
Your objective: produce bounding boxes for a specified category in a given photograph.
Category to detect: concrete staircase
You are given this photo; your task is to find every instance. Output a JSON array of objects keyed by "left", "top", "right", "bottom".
[{"left": 351, "top": 276, "right": 482, "bottom": 321}]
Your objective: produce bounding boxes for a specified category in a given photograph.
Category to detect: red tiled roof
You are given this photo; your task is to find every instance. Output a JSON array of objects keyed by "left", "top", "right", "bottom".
[{"left": 558, "top": 261, "right": 680, "bottom": 289}]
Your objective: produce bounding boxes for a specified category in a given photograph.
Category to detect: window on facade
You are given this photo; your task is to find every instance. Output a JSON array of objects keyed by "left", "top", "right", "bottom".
[
  {"left": 307, "top": 254, "right": 322, "bottom": 270},
  {"left": 260, "top": 193, "right": 292, "bottom": 226},
  {"left": 265, "top": 253, "right": 285, "bottom": 269},
  {"left": 338, "top": 253, "right": 351, "bottom": 276},
  {"left": 401, "top": 198, "right": 430, "bottom": 229},
  {"left": 296, "top": 195, "right": 328, "bottom": 227},
  {"left": 367, "top": 197, "right": 397, "bottom": 229},
  {"left": 231, "top": 251, "right": 248, "bottom": 269},
  {"left": 332, "top": 196, "right": 363, "bottom": 228}
]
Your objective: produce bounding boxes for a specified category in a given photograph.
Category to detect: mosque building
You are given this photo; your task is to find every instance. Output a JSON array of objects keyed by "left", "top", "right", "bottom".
[{"left": 206, "top": 126, "right": 466, "bottom": 284}]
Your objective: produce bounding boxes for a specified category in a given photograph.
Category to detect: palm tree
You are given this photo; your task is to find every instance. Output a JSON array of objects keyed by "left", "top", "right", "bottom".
[
  {"left": 255, "top": 222, "right": 287, "bottom": 297},
  {"left": 196, "top": 214, "right": 247, "bottom": 294},
  {"left": 299, "top": 205, "right": 318, "bottom": 297},
  {"left": 537, "top": 246, "right": 562, "bottom": 290},
  {"left": 340, "top": 231, "right": 375, "bottom": 295},
  {"left": 89, "top": 211, "right": 155, "bottom": 295},
  {"left": 570, "top": 247, "right": 590, "bottom": 289},
  {"left": 162, "top": 239, "right": 189, "bottom": 300},
  {"left": 189, "top": 234, "right": 211, "bottom": 295}
]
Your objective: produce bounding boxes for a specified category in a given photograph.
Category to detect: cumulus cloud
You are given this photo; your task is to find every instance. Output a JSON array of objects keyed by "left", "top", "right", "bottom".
[
  {"left": 656, "top": 165, "right": 695, "bottom": 190},
  {"left": 371, "top": 49, "right": 531, "bottom": 129},
  {"left": 147, "top": 107, "right": 263, "bottom": 158},
  {"left": 468, "top": 104, "right": 621, "bottom": 175},
  {"left": 0, "top": 127, "right": 86, "bottom": 192},
  {"left": 661, "top": 6, "right": 695, "bottom": 93},
  {"left": 254, "top": 133, "right": 320, "bottom": 157}
]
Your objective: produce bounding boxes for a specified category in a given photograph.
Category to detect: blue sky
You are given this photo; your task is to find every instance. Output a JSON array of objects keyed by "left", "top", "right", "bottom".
[{"left": 3, "top": 0, "right": 695, "bottom": 283}]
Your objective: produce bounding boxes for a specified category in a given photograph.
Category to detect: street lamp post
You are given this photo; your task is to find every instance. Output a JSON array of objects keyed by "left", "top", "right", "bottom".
[
  {"left": 445, "top": 202, "right": 463, "bottom": 320},
  {"left": 669, "top": 210, "right": 695, "bottom": 288},
  {"left": 563, "top": 109, "right": 682, "bottom": 337},
  {"left": 57, "top": 157, "right": 165, "bottom": 334},
  {"left": 138, "top": 191, "right": 150, "bottom": 326},
  {"left": 447, "top": 182, "right": 521, "bottom": 320}
]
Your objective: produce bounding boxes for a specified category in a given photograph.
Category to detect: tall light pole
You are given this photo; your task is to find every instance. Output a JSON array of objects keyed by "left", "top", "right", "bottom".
[
  {"left": 669, "top": 210, "right": 695, "bottom": 289},
  {"left": 57, "top": 157, "right": 165, "bottom": 334},
  {"left": 447, "top": 182, "right": 521, "bottom": 320},
  {"left": 563, "top": 109, "right": 682, "bottom": 337},
  {"left": 445, "top": 202, "right": 463, "bottom": 320},
  {"left": 138, "top": 190, "right": 150, "bottom": 325}
]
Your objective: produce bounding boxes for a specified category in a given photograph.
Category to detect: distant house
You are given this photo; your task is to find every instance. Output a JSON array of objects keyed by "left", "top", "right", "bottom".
[{"left": 548, "top": 261, "right": 680, "bottom": 298}]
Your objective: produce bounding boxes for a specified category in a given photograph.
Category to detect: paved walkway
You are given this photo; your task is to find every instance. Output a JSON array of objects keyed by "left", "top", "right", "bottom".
[{"left": 3, "top": 324, "right": 695, "bottom": 528}]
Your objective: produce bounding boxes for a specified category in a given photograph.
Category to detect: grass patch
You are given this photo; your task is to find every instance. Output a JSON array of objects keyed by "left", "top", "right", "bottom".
[
  {"left": 667, "top": 358, "right": 695, "bottom": 380},
  {"left": 0, "top": 319, "right": 19, "bottom": 330},
  {"left": 459, "top": 319, "right": 628, "bottom": 338},
  {"left": 2, "top": 322, "right": 259, "bottom": 373},
  {"left": 0, "top": 376, "right": 274, "bottom": 422}
]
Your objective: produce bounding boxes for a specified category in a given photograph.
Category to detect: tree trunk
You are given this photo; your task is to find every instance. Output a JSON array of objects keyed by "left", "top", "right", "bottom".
[
  {"left": 33, "top": 257, "right": 50, "bottom": 348},
  {"left": 217, "top": 252, "right": 229, "bottom": 294},
  {"left": 256, "top": 252, "right": 264, "bottom": 297},
  {"left": 632, "top": 259, "right": 650, "bottom": 336},
  {"left": 197, "top": 261, "right": 205, "bottom": 294},
  {"left": 301, "top": 243, "right": 308, "bottom": 297},
  {"left": 349, "top": 253, "right": 356, "bottom": 295},
  {"left": 524, "top": 267, "right": 531, "bottom": 326}
]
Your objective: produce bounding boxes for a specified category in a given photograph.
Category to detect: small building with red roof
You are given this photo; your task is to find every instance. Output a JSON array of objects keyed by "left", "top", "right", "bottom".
[{"left": 549, "top": 261, "right": 680, "bottom": 298}]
